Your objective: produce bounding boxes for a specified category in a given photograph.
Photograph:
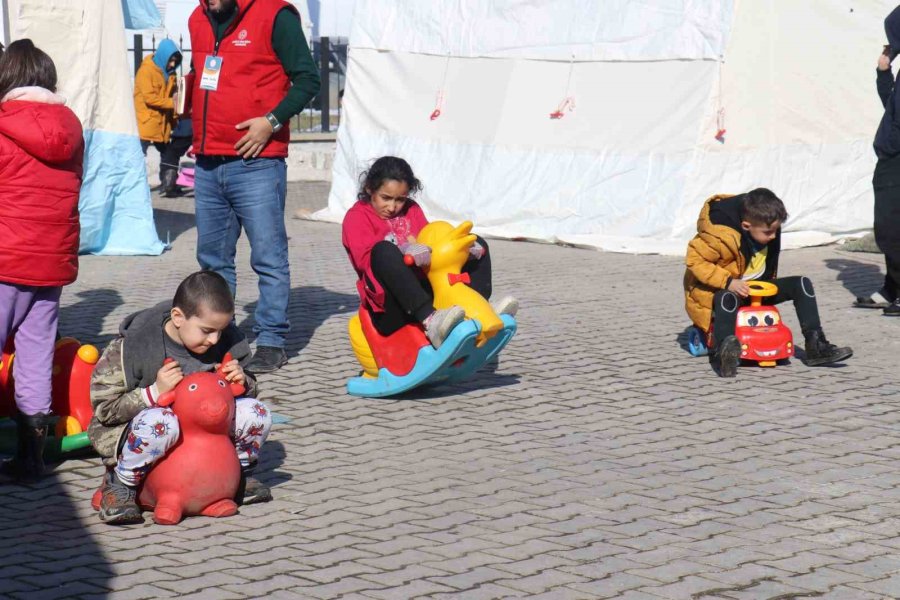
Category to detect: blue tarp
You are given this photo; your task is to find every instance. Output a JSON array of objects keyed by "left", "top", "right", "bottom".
[
  {"left": 79, "top": 130, "right": 165, "bottom": 256},
  {"left": 121, "top": 0, "right": 162, "bottom": 30}
]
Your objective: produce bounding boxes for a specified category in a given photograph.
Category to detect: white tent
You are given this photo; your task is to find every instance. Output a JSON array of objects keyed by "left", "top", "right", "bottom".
[
  {"left": 320, "top": 0, "right": 892, "bottom": 254},
  {"left": 3, "top": 0, "right": 164, "bottom": 255}
]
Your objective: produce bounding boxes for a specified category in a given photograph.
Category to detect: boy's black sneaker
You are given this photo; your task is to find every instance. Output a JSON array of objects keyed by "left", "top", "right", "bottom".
[
  {"left": 802, "top": 329, "right": 853, "bottom": 366},
  {"left": 884, "top": 298, "right": 900, "bottom": 316},
  {"left": 246, "top": 346, "right": 287, "bottom": 374},
  {"left": 98, "top": 470, "right": 144, "bottom": 525},
  {"left": 714, "top": 335, "right": 741, "bottom": 378}
]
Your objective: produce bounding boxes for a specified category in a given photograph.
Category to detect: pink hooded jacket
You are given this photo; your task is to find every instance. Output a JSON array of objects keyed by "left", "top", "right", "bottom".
[{"left": 341, "top": 199, "right": 429, "bottom": 311}]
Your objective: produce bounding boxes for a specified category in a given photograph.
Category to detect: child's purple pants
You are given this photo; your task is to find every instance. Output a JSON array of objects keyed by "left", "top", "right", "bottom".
[{"left": 0, "top": 282, "right": 61, "bottom": 416}]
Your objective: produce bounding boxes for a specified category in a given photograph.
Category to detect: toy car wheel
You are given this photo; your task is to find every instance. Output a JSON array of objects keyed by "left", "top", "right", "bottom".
[{"left": 687, "top": 327, "right": 709, "bottom": 357}]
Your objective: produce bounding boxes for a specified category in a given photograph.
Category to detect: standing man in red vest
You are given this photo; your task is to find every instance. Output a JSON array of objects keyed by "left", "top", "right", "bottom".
[{"left": 187, "top": 0, "right": 320, "bottom": 372}]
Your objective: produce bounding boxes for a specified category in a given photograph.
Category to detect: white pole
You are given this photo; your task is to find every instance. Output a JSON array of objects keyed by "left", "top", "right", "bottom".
[{"left": 0, "top": 0, "right": 10, "bottom": 48}]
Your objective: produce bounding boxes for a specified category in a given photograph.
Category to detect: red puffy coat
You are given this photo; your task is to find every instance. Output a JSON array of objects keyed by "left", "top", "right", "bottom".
[{"left": 0, "top": 98, "right": 84, "bottom": 286}]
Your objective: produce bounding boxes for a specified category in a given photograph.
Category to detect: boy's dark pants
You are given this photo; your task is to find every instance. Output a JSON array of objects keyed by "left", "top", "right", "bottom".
[
  {"left": 712, "top": 276, "right": 821, "bottom": 350},
  {"left": 368, "top": 237, "right": 492, "bottom": 337},
  {"left": 873, "top": 154, "right": 900, "bottom": 298}
]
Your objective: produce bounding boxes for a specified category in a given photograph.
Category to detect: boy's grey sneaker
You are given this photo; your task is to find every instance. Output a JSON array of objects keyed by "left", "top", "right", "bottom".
[
  {"left": 236, "top": 473, "right": 273, "bottom": 506},
  {"left": 715, "top": 335, "right": 741, "bottom": 378},
  {"left": 424, "top": 306, "right": 465, "bottom": 349},
  {"left": 491, "top": 295, "right": 519, "bottom": 317},
  {"left": 246, "top": 346, "right": 287, "bottom": 374},
  {"left": 98, "top": 470, "right": 144, "bottom": 525}
]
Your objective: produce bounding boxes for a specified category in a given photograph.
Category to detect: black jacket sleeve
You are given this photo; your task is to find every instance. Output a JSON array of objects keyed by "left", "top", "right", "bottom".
[{"left": 878, "top": 68, "right": 894, "bottom": 108}]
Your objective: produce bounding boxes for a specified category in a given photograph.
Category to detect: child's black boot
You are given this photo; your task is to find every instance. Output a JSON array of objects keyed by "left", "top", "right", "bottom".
[
  {"left": 0, "top": 412, "right": 50, "bottom": 484},
  {"left": 98, "top": 469, "right": 144, "bottom": 524},
  {"left": 802, "top": 329, "right": 853, "bottom": 366},
  {"left": 711, "top": 335, "right": 741, "bottom": 378},
  {"left": 236, "top": 464, "right": 272, "bottom": 506}
]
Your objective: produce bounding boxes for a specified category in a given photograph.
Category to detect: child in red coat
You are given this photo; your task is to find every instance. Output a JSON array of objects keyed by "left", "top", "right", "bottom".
[
  {"left": 342, "top": 156, "right": 517, "bottom": 348},
  {"left": 0, "top": 40, "right": 85, "bottom": 483}
]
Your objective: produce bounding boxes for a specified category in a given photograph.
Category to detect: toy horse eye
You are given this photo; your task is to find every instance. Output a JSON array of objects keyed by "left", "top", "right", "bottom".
[
  {"left": 748, "top": 316, "right": 759, "bottom": 327},
  {"left": 764, "top": 315, "right": 775, "bottom": 326},
  {"left": 188, "top": 383, "right": 198, "bottom": 392},
  {"left": 218, "top": 380, "right": 226, "bottom": 387}
]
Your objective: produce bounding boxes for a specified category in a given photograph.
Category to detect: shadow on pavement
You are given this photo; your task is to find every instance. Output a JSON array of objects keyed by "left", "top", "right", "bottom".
[
  {"left": 239, "top": 286, "right": 358, "bottom": 359},
  {"left": 257, "top": 439, "right": 292, "bottom": 490},
  {"left": 153, "top": 207, "right": 196, "bottom": 247},
  {"left": 59, "top": 288, "right": 123, "bottom": 348},
  {"left": 0, "top": 473, "right": 114, "bottom": 597},
  {"left": 824, "top": 257, "right": 884, "bottom": 299}
]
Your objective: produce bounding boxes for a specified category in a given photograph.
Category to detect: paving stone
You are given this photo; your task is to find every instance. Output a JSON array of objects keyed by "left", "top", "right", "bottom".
[{"left": 3, "top": 184, "right": 900, "bottom": 597}]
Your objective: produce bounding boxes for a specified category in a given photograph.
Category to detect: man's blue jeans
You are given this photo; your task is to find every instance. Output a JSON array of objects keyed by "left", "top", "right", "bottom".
[{"left": 194, "top": 156, "right": 290, "bottom": 348}]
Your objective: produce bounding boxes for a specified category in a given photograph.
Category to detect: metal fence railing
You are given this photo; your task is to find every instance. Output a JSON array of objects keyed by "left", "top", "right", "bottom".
[{"left": 127, "top": 33, "right": 346, "bottom": 134}]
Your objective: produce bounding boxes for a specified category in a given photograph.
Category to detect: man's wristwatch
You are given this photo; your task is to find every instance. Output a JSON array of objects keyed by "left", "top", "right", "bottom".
[{"left": 265, "top": 112, "right": 282, "bottom": 133}]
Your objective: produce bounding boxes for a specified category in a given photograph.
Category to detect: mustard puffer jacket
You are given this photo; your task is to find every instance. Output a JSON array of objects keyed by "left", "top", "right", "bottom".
[
  {"left": 684, "top": 194, "right": 747, "bottom": 332},
  {"left": 133, "top": 55, "right": 176, "bottom": 143}
]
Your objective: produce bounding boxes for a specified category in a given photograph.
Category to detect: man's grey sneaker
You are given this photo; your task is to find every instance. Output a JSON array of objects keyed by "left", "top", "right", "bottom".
[
  {"left": 715, "top": 335, "right": 741, "bottom": 378},
  {"left": 424, "top": 306, "right": 465, "bottom": 349},
  {"left": 246, "top": 346, "right": 287, "bottom": 374},
  {"left": 98, "top": 470, "right": 144, "bottom": 525},
  {"left": 884, "top": 298, "right": 900, "bottom": 317},
  {"left": 854, "top": 289, "right": 895, "bottom": 309},
  {"left": 491, "top": 295, "right": 519, "bottom": 317}
]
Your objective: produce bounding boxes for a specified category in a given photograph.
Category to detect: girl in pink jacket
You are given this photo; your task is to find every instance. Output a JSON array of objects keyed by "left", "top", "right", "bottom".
[{"left": 341, "top": 156, "right": 517, "bottom": 349}]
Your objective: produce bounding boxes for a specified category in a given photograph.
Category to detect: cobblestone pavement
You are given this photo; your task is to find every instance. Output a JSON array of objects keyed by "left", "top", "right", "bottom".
[{"left": 2, "top": 182, "right": 900, "bottom": 599}]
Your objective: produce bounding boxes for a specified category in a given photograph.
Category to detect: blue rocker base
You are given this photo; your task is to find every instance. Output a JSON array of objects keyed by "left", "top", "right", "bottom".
[{"left": 347, "top": 315, "right": 517, "bottom": 398}]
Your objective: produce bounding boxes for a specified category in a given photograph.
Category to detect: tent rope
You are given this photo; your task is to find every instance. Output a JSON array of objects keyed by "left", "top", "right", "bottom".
[
  {"left": 430, "top": 52, "right": 452, "bottom": 120},
  {"left": 550, "top": 53, "right": 577, "bottom": 120},
  {"left": 715, "top": 56, "right": 726, "bottom": 142}
]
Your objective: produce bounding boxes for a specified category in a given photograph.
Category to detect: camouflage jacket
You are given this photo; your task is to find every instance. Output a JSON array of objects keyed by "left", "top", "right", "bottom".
[{"left": 87, "top": 337, "right": 258, "bottom": 465}]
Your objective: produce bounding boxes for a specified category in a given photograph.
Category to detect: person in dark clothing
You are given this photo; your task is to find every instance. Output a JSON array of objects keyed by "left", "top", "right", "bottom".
[
  {"left": 862, "top": 5, "right": 900, "bottom": 315},
  {"left": 684, "top": 189, "right": 852, "bottom": 377}
]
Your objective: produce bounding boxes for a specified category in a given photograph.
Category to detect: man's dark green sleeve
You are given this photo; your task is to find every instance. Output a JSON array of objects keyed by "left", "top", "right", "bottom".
[{"left": 269, "top": 8, "right": 321, "bottom": 125}]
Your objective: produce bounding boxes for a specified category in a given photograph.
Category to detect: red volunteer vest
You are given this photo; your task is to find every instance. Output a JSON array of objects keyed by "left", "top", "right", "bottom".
[{"left": 188, "top": 0, "right": 294, "bottom": 157}]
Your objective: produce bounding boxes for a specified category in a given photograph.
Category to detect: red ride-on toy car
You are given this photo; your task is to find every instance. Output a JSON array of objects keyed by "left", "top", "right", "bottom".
[{"left": 687, "top": 281, "right": 794, "bottom": 367}]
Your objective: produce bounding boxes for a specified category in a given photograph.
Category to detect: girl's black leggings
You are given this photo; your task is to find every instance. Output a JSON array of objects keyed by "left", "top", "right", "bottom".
[{"left": 367, "top": 237, "right": 492, "bottom": 336}]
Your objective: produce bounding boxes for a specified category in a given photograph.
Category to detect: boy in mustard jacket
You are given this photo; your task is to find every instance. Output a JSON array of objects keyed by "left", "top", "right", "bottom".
[
  {"left": 133, "top": 38, "right": 184, "bottom": 196},
  {"left": 684, "top": 188, "right": 852, "bottom": 377}
]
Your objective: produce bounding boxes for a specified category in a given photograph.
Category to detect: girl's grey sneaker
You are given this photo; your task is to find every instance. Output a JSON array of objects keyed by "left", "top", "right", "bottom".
[
  {"left": 492, "top": 295, "right": 519, "bottom": 317},
  {"left": 424, "top": 306, "right": 465, "bottom": 349}
]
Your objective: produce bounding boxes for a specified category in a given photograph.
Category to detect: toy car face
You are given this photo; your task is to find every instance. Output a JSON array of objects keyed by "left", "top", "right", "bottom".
[{"left": 735, "top": 306, "right": 793, "bottom": 362}]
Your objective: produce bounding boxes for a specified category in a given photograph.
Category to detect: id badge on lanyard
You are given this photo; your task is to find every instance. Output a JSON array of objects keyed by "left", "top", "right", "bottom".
[{"left": 200, "top": 55, "right": 223, "bottom": 91}]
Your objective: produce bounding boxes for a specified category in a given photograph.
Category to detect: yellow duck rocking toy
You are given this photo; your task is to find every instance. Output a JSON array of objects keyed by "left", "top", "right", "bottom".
[{"left": 347, "top": 221, "right": 517, "bottom": 397}]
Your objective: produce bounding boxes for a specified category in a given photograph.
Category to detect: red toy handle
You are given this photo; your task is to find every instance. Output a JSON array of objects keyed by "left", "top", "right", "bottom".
[{"left": 217, "top": 352, "right": 245, "bottom": 397}]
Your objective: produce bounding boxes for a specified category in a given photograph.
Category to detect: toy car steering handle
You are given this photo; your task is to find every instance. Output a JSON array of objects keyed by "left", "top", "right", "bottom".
[{"left": 747, "top": 281, "right": 778, "bottom": 306}]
